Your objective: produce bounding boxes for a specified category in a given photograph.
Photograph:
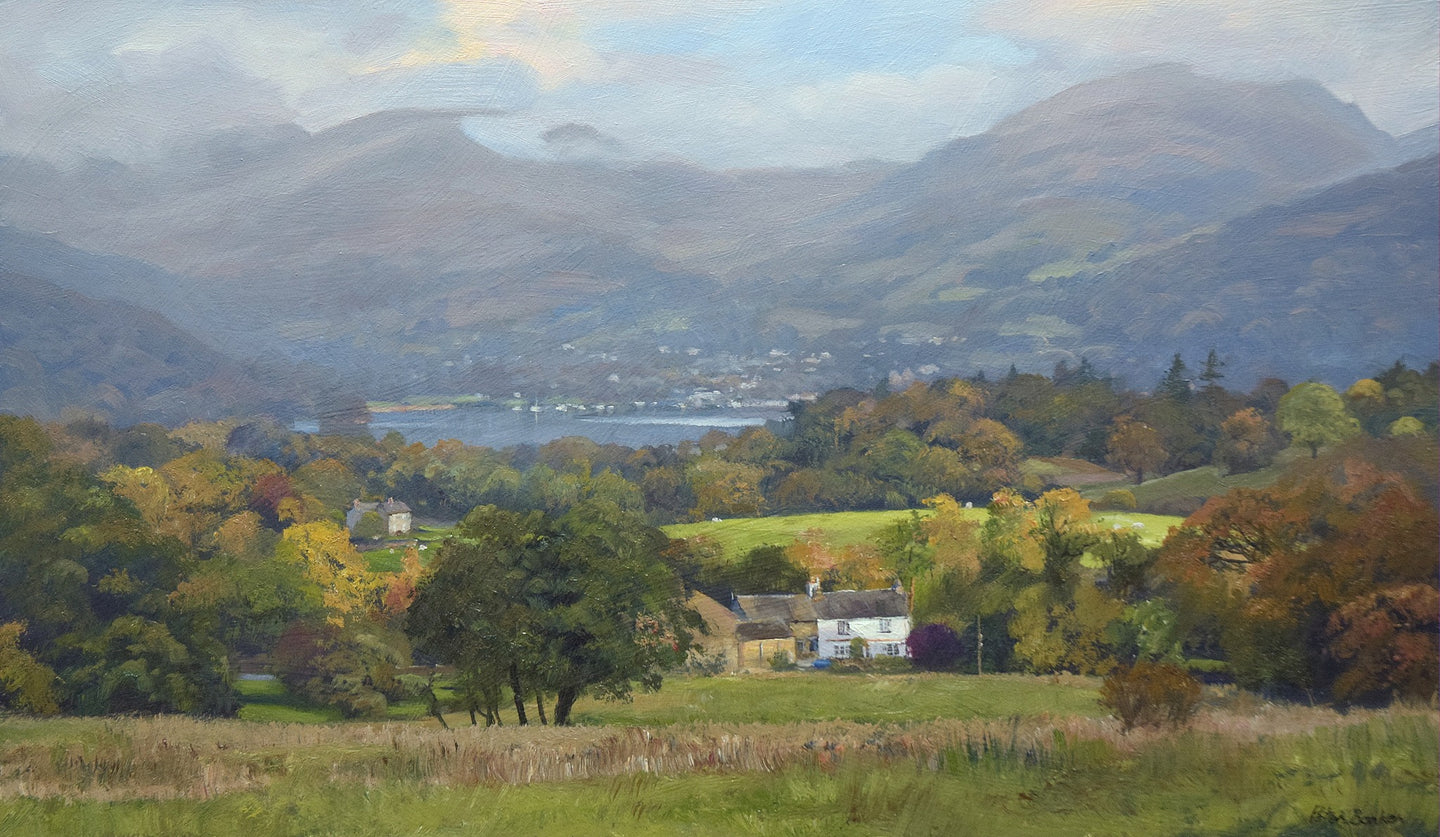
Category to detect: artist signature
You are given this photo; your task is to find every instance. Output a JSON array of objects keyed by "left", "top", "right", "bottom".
[{"left": 1308, "top": 806, "right": 1405, "bottom": 826}]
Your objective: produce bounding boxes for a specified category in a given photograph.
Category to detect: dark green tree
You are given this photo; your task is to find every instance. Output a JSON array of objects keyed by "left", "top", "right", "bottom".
[
  {"left": 0, "top": 416, "right": 231, "bottom": 715},
  {"left": 407, "top": 502, "right": 696, "bottom": 726},
  {"left": 1158, "top": 354, "right": 1192, "bottom": 402},
  {"left": 1198, "top": 349, "right": 1225, "bottom": 393}
]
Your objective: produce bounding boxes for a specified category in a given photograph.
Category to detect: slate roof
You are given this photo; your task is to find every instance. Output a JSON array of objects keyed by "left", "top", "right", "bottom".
[
  {"left": 352, "top": 498, "right": 411, "bottom": 516},
  {"left": 732, "top": 594, "right": 816, "bottom": 623},
  {"left": 735, "top": 620, "right": 794, "bottom": 641},
  {"left": 811, "top": 589, "right": 908, "bottom": 620}
]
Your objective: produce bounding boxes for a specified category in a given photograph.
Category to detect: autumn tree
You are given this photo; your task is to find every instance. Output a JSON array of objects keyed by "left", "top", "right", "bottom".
[
  {"left": 0, "top": 417, "right": 231, "bottom": 715},
  {"left": 0, "top": 622, "right": 57, "bottom": 715},
  {"left": 686, "top": 456, "right": 766, "bottom": 520},
  {"left": 1214, "top": 407, "right": 1280, "bottom": 474},
  {"left": 1157, "top": 436, "right": 1439, "bottom": 700},
  {"left": 1327, "top": 585, "right": 1438, "bottom": 705},
  {"left": 1106, "top": 419, "right": 1167, "bottom": 484},
  {"left": 278, "top": 520, "right": 383, "bottom": 623},
  {"left": 974, "top": 489, "right": 1122, "bottom": 674}
]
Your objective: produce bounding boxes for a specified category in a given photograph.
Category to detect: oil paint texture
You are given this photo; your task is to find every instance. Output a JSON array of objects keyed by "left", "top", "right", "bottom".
[{"left": 0, "top": 2, "right": 1435, "bottom": 835}]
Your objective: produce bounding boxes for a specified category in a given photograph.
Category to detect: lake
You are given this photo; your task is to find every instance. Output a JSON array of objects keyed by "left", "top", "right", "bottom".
[{"left": 299, "top": 407, "right": 792, "bottom": 449}]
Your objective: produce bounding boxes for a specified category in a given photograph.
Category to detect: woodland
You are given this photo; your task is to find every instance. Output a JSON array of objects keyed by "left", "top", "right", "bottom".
[{"left": 0, "top": 355, "right": 1433, "bottom": 725}]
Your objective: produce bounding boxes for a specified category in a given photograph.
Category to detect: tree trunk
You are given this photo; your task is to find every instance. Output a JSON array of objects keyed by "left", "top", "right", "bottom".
[
  {"left": 482, "top": 683, "right": 502, "bottom": 726},
  {"left": 554, "top": 687, "right": 579, "bottom": 726},
  {"left": 535, "top": 692, "right": 549, "bottom": 725},
  {"left": 508, "top": 663, "right": 529, "bottom": 725},
  {"left": 425, "top": 677, "right": 449, "bottom": 730}
]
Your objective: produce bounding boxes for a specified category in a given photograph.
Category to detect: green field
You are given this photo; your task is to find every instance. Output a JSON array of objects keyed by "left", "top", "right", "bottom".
[
  {"left": 663, "top": 508, "right": 1182, "bottom": 559},
  {"left": 234, "top": 677, "right": 344, "bottom": 724},
  {"left": 1080, "top": 450, "right": 1305, "bottom": 512},
  {"left": 566, "top": 672, "right": 1105, "bottom": 726},
  {"left": 357, "top": 525, "right": 452, "bottom": 573},
  {"left": 664, "top": 509, "right": 945, "bottom": 559}
]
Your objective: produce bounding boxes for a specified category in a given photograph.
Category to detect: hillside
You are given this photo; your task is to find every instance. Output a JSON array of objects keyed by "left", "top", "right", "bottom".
[
  {"left": 0, "top": 268, "right": 309, "bottom": 424},
  {"left": 0, "top": 66, "right": 1431, "bottom": 407},
  {"left": 1067, "top": 154, "right": 1440, "bottom": 384}
]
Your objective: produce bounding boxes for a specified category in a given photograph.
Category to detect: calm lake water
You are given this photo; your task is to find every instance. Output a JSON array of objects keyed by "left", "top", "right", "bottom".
[{"left": 299, "top": 408, "right": 791, "bottom": 449}]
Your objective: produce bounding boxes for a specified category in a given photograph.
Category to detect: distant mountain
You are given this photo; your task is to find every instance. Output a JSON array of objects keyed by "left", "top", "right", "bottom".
[
  {"left": 0, "top": 266, "right": 314, "bottom": 424},
  {"left": 731, "top": 65, "right": 1403, "bottom": 329},
  {"left": 0, "top": 112, "right": 888, "bottom": 384},
  {"left": 0, "top": 65, "right": 1430, "bottom": 412},
  {"left": 1397, "top": 124, "right": 1439, "bottom": 161},
  {"left": 1068, "top": 154, "right": 1440, "bottom": 385}
]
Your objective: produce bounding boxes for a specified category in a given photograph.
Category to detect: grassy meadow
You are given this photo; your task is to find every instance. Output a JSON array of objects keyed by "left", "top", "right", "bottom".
[
  {"left": 1079, "top": 451, "right": 1305, "bottom": 512},
  {"left": 357, "top": 525, "right": 452, "bottom": 573},
  {"left": 662, "top": 508, "right": 1182, "bottom": 559},
  {"left": 0, "top": 676, "right": 1432, "bottom": 836}
]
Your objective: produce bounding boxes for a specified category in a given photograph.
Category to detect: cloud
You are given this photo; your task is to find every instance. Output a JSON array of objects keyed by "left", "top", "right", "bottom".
[
  {"left": 389, "top": 0, "right": 775, "bottom": 87},
  {"left": 0, "top": 0, "right": 1432, "bottom": 167},
  {"left": 0, "top": 36, "right": 296, "bottom": 163}
]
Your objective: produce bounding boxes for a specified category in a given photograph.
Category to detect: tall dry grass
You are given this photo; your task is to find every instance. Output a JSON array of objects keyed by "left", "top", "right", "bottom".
[{"left": 0, "top": 701, "right": 1429, "bottom": 803}]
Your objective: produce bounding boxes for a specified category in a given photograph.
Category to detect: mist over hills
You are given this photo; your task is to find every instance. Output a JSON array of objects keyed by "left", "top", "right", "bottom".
[
  {"left": 0, "top": 65, "right": 1434, "bottom": 423},
  {"left": 0, "top": 268, "right": 316, "bottom": 424}
]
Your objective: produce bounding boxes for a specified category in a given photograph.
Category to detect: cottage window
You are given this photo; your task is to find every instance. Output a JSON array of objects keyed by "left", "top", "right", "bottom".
[
  {"left": 878, "top": 618, "right": 892, "bottom": 633},
  {"left": 886, "top": 643, "right": 900, "bottom": 656},
  {"left": 836, "top": 620, "right": 850, "bottom": 636},
  {"left": 833, "top": 644, "right": 849, "bottom": 658}
]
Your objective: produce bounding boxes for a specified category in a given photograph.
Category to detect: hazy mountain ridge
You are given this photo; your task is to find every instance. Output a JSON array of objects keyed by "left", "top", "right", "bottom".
[
  {"left": 0, "top": 66, "right": 1433, "bottom": 417},
  {"left": 0, "top": 267, "right": 310, "bottom": 424},
  {"left": 1017, "top": 154, "right": 1440, "bottom": 384}
]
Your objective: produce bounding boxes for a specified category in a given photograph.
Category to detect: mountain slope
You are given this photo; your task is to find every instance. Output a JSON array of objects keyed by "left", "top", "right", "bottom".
[
  {"left": 0, "top": 267, "right": 311, "bottom": 424},
  {"left": 0, "top": 65, "right": 1427, "bottom": 406},
  {"left": 739, "top": 66, "right": 1401, "bottom": 303},
  {"left": 1068, "top": 154, "right": 1439, "bottom": 384}
]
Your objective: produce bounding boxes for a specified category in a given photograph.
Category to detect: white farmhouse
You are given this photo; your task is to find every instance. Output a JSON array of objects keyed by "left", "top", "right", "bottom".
[{"left": 813, "top": 588, "right": 911, "bottom": 660}]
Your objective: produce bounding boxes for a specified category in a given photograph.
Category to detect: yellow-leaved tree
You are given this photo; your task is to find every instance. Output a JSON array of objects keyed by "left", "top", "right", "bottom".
[{"left": 279, "top": 521, "right": 382, "bottom": 624}]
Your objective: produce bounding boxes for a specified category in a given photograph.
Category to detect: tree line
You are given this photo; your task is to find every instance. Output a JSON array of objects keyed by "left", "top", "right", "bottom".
[{"left": 0, "top": 356, "right": 1431, "bottom": 717}]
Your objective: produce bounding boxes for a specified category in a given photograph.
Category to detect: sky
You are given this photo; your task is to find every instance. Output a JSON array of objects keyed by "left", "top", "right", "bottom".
[{"left": 2, "top": 0, "right": 1436, "bottom": 169}]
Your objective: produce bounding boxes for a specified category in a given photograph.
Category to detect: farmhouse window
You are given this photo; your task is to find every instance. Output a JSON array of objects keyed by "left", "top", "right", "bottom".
[
  {"left": 836, "top": 620, "right": 850, "bottom": 635},
  {"left": 879, "top": 618, "right": 892, "bottom": 633}
]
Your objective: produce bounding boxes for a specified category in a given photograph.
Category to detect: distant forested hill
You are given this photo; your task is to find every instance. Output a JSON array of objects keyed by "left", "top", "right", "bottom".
[{"left": 0, "top": 269, "right": 308, "bottom": 424}]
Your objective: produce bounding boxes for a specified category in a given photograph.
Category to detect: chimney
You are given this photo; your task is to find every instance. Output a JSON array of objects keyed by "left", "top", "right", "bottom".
[{"left": 806, "top": 577, "right": 820, "bottom": 598}]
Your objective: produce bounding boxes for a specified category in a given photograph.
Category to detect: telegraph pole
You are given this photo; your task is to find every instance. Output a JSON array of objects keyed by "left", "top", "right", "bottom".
[{"left": 976, "top": 614, "right": 983, "bottom": 676}]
